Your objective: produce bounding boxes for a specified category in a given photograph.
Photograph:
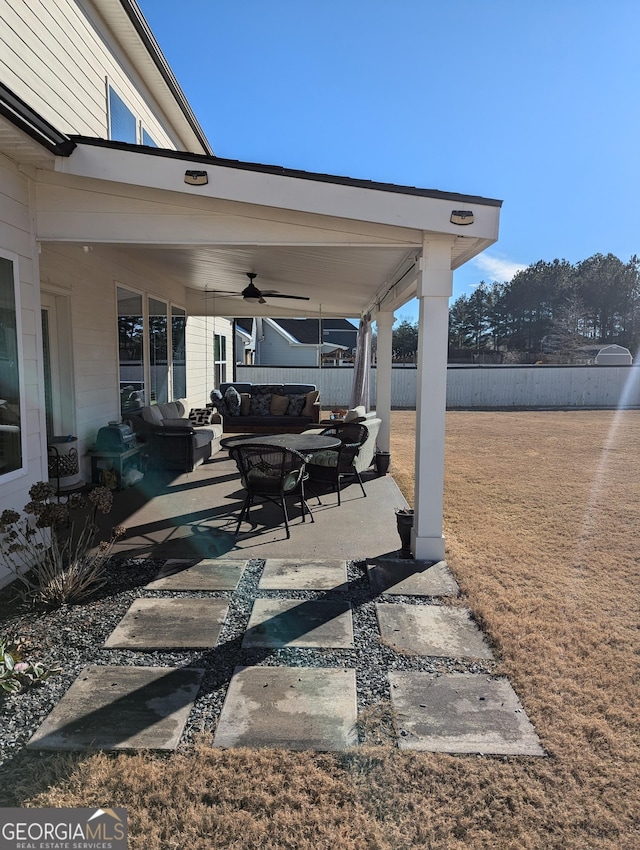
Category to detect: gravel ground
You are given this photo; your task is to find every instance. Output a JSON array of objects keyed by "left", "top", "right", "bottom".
[{"left": 0, "top": 557, "right": 498, "bottom": 766}]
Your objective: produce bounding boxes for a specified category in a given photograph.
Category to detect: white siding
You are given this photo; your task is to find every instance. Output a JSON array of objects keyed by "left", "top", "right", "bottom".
[
  {"left": 0, "top": 0, "right": 177, "bottom": 147},
  {"left": 0, "top": 153, "right": 47, "bottom": 588},
  {"left": 256, "top": 323, "right": 318, "bottom": 366},
  {"left": 186, "top": 315, "right": 233, "bottom": 405}
]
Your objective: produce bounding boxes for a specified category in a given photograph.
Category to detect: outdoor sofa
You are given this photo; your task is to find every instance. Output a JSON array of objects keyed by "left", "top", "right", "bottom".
[
  {"left": 128, "top": 400, "right": 223, "bottom": 472},
  {"left": 210, "top": 382, "right": 321, "bottom": 434}
]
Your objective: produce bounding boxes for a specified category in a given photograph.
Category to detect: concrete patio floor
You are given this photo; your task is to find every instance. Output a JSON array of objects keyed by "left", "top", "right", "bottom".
[{"left": 100, "top": 449, "right": 408, "bottom": 562}]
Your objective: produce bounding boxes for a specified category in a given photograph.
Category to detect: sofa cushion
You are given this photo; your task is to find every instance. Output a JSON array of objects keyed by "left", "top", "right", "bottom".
[
  {"left": 249, "top": 391, "right": 272, "bottom": 416},
  {"left": 157, "top": 401, "right": 184, "bottom": 420},
  {"left": 283, "top": 383, "right": 316, "bottom": 395},
  {"left": 253, "top": 384, "right": 283, "bottom": 397},
  {"left": 344, "top": 406, "right": 366, "bottom": 422},
  {"left": 240, "top": 393, "right": 251, "bottom": 416},
  {"left": 287, "top": 394, "right": 306, "bottom": 417},
  {"left": 225, "top": 386, "right": 242, "bottom": 416},
  {"left": 189, "top": 408, "right": 216, "bottom": 426},
  {"left": 163, "top": 417, "right": 192, "bottom": 429},
  {"left": 141, "top": 405, "right": 164, "bottom": 427},
  {"left": 270, "top": 394, "right": 290, "bottom": 416},
  {"left": 302, "top": 389, "right": 320, "bottom": 417}
]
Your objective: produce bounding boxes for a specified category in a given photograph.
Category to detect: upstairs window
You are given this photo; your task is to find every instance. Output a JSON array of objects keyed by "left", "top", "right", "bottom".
[
  {"left": 108, "top": 86, "right": 136, "bottom": 143},
  {"left": 141, "top": 127, "right": 157, "bottom": 147}
]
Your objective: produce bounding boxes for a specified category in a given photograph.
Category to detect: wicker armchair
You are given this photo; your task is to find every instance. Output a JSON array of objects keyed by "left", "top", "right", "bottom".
[
  {"left": 229, "top": 444, "right": 313, "bottom": 539},
  {"left": 306, "top": 422, "right": 369, "bottom": 506}
]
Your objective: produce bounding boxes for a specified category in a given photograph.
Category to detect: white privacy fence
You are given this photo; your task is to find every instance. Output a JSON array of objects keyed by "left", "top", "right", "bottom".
[{"left": 235, "top": 365, "right": 640, "bottom": 409}]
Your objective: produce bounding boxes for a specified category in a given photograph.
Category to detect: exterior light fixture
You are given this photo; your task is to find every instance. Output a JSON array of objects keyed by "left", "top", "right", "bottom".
[
  {"left": 184, "top": 170, "right": 208, "bottom": 186},
  {"left": 450, "top": 210, "right": 474, "bottom": 225}
]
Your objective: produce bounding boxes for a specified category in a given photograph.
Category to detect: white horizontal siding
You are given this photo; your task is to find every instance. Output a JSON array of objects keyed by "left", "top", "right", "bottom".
[
  {"left": 0, "top": 0, "right": 176, "bottom": 146},
  {"left": 237, "top": 365, "right": 640, "bottom": 410}
]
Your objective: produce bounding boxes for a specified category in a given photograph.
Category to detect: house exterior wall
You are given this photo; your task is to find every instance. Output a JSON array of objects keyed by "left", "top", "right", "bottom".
[
  {"left": 186, "top": 314, "right": 233, "bottom": 402},
  {"left": 256, "top": 322, "right": 318, "bottom": 366},
  {"left": 0, "top": 153, "right": 47, "bottom": 588},
  {"left": 0, "top": 0, "right": 177, "bottom": 148}
]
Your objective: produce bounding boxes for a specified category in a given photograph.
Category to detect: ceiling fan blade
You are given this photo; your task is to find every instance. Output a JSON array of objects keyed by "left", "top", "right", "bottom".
[{"left": 266, "top": 293, "right": 311, "bottom": 301}]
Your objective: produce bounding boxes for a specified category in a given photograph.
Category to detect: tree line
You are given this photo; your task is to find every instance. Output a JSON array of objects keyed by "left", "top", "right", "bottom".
[{"left": 448, "top": 253, "right": 640, "bottom": 362}]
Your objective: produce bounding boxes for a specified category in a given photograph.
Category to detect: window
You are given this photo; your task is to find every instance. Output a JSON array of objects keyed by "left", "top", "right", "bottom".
[
  {"left": 118, "top": 290, "right": 186, "bottom": 414},
  {"left": 117, "top": 287, "right": 145, "bottom": 414},
  {"left": 108, "top": 86, "right": 136, "bottom": 143},
  {"left": 141, "top": 127, "right": 157, "bottom": 147},
  {"left": 0, "top": 254, "right": 24, "bottom": 476},
  {"left": 171, "top": 306, "right": 186, "bottom": 399},
  {"left": 148, "top": 297, "right": 168, "bottom": 404},
  {"left": 214, "top": 333, "right": 227, "bottom": 386}
]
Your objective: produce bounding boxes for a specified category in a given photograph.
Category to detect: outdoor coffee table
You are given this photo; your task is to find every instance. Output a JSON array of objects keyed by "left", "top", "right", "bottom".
[{"left": 221, "top": 433, "right": 341, "bottom": 453}]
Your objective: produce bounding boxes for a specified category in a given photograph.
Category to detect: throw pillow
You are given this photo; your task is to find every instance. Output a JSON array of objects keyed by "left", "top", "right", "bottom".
[
  {"left": 302, "top": 389, "right": 320, "bottom": 417},
  {"left": 270, "top": 394, "right": 290, "bottom": 416},
  {"left": 287, "top": 394, "right": 306, "bottom": 417},
  {"left": 224, "top": 386, "right": 242, "bottom": 416},
  {"left": 240, "top": 393, "right": 251, "bottom": 416},
  {"left": 210, "top": 388, "right": 229, "bottom": 417},
  {"left": 249, "top": 391, "right": 272, "bottom": 416},
  {"left": 189, "top": 408, "right": 214, "bottom": 426}
]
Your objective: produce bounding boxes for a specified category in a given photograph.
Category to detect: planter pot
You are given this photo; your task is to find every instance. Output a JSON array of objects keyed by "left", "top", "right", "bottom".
[
  {"left": 375, "top": 450, "right": 391, "bottom": 476},
  {"left": 395, "top": 509, "right": 414, "bottom": 558}
]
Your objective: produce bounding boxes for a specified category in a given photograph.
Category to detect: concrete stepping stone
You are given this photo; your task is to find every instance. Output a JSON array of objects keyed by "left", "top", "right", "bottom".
[
  {"left": 145, "top": 558, "right": 247, "bottom": 591},
  {"left": 259, "top": 558, "right": 347, "bottom": 590},
  {"left": 242, "top": 599, "right": 353, "bottom": 648},
  {"left": 104, "top": 598, "right": 228, "bottom": 649},
  {"left": 376, "top": 603, "right": 495, "bottom": 658},
  {"left": 367, "top": 559, "right": 459, "bottom": 597},
  {"left": 28, "top": 665, "right": 204, "bottom": 751},
  {"left": 214, "top": 666, "right": 357, "bottom": 751},
  {"left": 388, "top": 671, "right": 545, "bottom": 755}
]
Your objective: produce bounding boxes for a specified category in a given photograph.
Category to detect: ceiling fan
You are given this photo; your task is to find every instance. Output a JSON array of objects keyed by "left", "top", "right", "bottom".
[{"left": 208, "top": 273, "right": 310, "bottom": 304}]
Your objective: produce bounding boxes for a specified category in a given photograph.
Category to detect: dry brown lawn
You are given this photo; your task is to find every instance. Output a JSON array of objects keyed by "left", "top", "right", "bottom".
[{"left": 2, "top": 411, "right": 639, "bottom": 849}]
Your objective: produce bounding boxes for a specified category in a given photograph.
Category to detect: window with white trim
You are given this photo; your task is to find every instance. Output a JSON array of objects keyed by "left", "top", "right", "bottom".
[{"left": 108, "top": 86, "right": 137, "bottom": 143}]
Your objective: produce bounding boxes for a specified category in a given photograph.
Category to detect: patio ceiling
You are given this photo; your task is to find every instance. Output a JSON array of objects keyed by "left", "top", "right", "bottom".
[{"left": 41, "top": 138, "right": 502, "bottom": 319}]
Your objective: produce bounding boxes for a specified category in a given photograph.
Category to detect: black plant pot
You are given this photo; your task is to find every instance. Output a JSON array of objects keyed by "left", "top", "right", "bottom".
[
  {"left": 375, "top": 451, "right": 391, "bottom": 476},
  {"left": 395, "top": 509, "right": 414, "bottom": 558}
]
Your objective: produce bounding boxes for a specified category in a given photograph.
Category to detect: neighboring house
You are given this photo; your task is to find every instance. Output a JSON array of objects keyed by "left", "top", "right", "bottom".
[
  {"left": 235, "top": 318, "right": 357, "bottom": 366},
  {"left": 0, "top": 0, "right": 502, "bottom": 585}
]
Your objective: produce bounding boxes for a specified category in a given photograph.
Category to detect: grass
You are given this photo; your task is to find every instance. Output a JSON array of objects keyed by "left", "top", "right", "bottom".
[{"left": 1, "top": 410, "right": 639, "bottom": 849}]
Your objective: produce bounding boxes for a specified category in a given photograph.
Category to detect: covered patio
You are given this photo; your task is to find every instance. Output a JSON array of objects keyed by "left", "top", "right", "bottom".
[
  {"left": 43, "top": 136, "right": 502, "bottom": 559},
  {"left": 100, "top": 448, "right": 406, "bottom": 562}
]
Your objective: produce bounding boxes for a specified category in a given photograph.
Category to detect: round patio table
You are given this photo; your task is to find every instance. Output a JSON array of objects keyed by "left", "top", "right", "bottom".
[{"left": 221, "top": 433, "right": 341, "bottom": 453}]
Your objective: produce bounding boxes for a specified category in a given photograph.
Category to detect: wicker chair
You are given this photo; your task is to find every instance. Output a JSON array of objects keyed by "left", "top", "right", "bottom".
[
  {"left": 229, "top": 444, "right": 313, "bottom": 539},
  {"left": 306, "top": 422, "right": 369, "bottom": 506}
]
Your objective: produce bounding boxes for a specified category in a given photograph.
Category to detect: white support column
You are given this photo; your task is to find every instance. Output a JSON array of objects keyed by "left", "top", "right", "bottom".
[
  {"left": 375, "top": 311, "right": 394, "bottom": 452},
  {"left": 412, "top": 237, "right": 453, "bottom": 561}
]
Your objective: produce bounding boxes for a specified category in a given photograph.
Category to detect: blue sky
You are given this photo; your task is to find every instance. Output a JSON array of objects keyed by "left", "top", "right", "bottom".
[{"left": 138, "top": 0, "right": 640, "bottom": 324}]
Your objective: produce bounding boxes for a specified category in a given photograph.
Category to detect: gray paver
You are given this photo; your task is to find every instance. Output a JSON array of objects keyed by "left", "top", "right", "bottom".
[
  {"left": 242, "top": 599, "right": 353, "bottom": 648},
  {"left": 389, "top": 671, "right": 545, "bottom": 755},
  {"left": 368, "top": 559, "right": 459, "bottom": 596},
  {"left": 28, "top": 665, "right": 204, "bottom": 751},
  {"left": 376, "top": 603, "right": 495, "bottom": 658},
  {"left": 214, "top": 666, "right": 358, "bottom": 751},
  {"left": 104, "top": 598, "right": 228, "bottom": 649},
  {"left": 145, "top": 558, "right": 247, "bottom": 590},
  {"left": 259, "top": 558, "right": 347, "bottom": 590}
]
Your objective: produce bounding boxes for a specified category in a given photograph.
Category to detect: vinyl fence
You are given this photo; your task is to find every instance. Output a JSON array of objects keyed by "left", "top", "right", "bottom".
[{"left": 236, "top": 364, "right": 640, "bottom": 409}]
